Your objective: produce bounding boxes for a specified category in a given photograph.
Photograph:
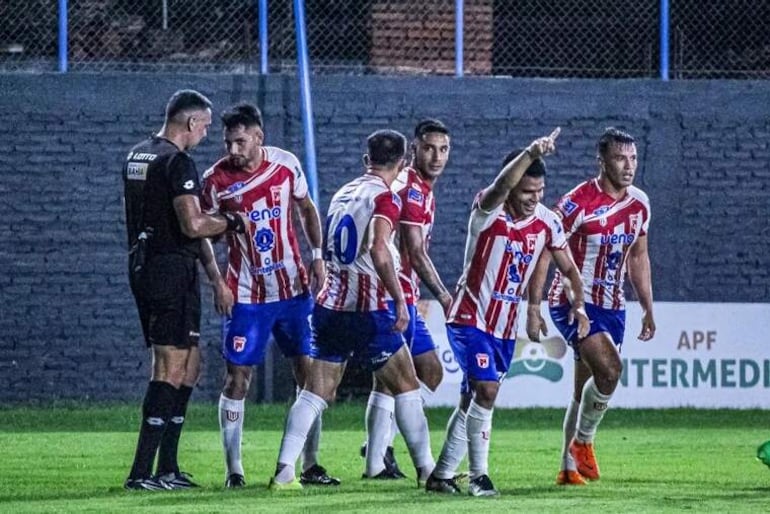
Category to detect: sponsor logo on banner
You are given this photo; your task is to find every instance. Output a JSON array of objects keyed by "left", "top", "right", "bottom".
[
  {"left": 506, "top": 337, "right": 567, "bottom": 382},
  {"left": 233, "top": 336, "right": 246, "bottom": 353}
]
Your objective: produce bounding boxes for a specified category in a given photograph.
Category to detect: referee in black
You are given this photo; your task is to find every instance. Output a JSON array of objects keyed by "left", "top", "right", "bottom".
[{"left": 123, "top": 89, "right": 245, "bottom": 491}]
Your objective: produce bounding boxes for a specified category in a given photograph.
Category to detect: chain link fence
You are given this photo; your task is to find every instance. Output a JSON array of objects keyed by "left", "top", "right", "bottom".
[{"left": 1, "top": 0, "right": 768, "bottom": 78}]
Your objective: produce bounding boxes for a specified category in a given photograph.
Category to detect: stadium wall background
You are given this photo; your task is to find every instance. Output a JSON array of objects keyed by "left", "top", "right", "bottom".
[{"left": 0, "top": 73, "right": 768, "bottom": 403}]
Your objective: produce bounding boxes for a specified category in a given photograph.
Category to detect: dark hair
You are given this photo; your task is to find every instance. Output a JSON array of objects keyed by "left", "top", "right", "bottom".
[
  {"left": 221, "top": 102, "right": 264, "bottom": 130},
  {"left": 367, "top": 129, "right": 407, "bottom": 167},
  {"left": 414, "top": 118, "right": 449, "bottom": 140},
  {"left": 501, "top": 148, "right": 547, "bottom": 178},
  {"left": 597, "top": 127, "right": 635, "bottom": 157},
  {"left": 165, "top": 89, "right": 212, "bottom": 122}
]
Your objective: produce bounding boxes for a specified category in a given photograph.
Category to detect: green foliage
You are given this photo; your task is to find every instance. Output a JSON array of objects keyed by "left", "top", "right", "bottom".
[{"left": 0, "top": 404, "right": 767, "bottom": 513}]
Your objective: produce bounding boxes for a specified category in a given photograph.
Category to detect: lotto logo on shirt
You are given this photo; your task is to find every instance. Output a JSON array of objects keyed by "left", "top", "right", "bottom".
[
  {"left": 233, "top": 336, "right": 246, "bottom": 353},
  {"left": 476, "top": 353, "right": 490, "bottom": 369}
]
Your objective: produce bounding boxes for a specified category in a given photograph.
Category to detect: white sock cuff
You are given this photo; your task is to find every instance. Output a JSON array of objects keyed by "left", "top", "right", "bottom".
[
  {"left": 368, "top": 391, "right": 395, "bottom": 411},
  {"left": 394, "top": 388, "right": 422, "bottom": 405},
  {"left": 298, "top": 389, "right": 328, "bottom": 414},
  {"left": 467, "top": 400, "right": 493, "bottom": 421},
  {"left": 219, "top": 394, "right": 244, "bottom": 412},
  {"left": 585, "top": 378, "right": 612, "bottom": 403}
]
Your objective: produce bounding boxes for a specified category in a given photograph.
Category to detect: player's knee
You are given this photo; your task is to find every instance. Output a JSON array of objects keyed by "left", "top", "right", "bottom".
[
  {"left": 415, "top": 355, "right": 443, "bottom": 391},
  {"left": 473, "top": 382, "right": 499, "bottom": 408},
  {"left": 223, "top": 370, "right": 250, "bottom": 399}
]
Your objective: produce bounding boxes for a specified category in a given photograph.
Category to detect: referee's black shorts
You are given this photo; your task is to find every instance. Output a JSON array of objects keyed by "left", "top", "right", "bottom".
[{"left": 130, "top": 253, "right": 201, "bottom": 348}]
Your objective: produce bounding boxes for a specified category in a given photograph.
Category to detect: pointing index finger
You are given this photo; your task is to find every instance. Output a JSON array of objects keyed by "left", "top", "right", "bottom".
[{"left": 549, "top": 127, "right": 561, "bottom": 141}]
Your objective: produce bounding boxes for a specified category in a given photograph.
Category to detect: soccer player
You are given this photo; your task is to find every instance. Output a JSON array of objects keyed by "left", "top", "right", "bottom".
[
  {"left": 526, "top": 127, "right": 656, "bottom": 486},
  {"left": 123, "top": 89, "right": 248, "bottom": 491},
  {"left": 362, "top": 119, "right": 453, "bottom": 479},
  {"left": 201, "top": 102, "right": 338, "bottom": 488},
  {"left": 269, "top": 129, "right": 435, "bottom": 490},
  {"left": 426, "top": 128, "right": 590, "bottom": 496}
]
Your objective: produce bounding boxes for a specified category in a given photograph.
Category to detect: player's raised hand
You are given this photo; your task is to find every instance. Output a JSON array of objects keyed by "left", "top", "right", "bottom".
[{"left": 526, "top": 127, "right": 561, "bottom": 159}]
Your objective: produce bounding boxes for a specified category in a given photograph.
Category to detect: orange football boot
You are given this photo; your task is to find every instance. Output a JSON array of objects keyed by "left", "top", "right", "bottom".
[
  {"left": 569, "top": 439, "right": 600, "bottom": 480},
  {"left": 555, "top": 469, "right": 587, "bottom": 486}
]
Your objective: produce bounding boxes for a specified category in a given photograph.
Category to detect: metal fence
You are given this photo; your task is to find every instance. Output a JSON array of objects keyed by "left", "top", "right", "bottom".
[{"left": 1, "top": 0, "right": 768, "bottom": 78}]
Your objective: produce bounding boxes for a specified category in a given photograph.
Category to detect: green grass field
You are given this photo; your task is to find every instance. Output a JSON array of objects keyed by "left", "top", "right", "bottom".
[{"left": 0, "top": 403, "right": 768, "bottom": 513}]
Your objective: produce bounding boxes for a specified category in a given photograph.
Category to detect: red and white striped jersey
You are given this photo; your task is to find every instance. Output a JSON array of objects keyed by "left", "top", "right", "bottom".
[
  {"left": 316, "top": 173, "right": 402, "bottom": 312},
  {"left": 447, "top": 199, "right": 567, "bottom": 340},
  {"left": 547, "top": 178, "right": 651, "bottom": 310},
  {"left": 392, "top": 167, "right": 435, "bottom": 305},
  {"left": 201, "top": 146, "right": 309, "bottom": 304}
]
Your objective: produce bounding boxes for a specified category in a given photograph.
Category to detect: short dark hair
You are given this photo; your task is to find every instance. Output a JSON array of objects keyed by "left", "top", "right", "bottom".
[
  {"left": 597, "top": 127, "right": 635, "bottom": 157},
  {"left": 501, "top": 149, "right": 547, "bottom": 178},
  {"left": 165, "top": 89, "right": 212, "bottom": 122},
  {"left": 367, "top": 129, "right": 407, "bottom": 167},
  {"left": 221, "top": 102, "right": 264, "bottom": 130},
  {"left": 414, "top": 118, "right": 449, "bottom": 140}
]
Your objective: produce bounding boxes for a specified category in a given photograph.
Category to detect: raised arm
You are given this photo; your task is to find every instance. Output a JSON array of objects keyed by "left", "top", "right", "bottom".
[
  {"left": 627, "top": 234, "right": 655, "bottom": 341},
  {"left": 478, "top": 128, "right": 560, "bottom": 212}
]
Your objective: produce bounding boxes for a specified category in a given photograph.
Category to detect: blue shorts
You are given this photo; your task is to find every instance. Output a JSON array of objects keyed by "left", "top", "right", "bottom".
[
  {"left": 386, "top": 302, "right": 437, "bottom": 357},
  {"left": 550, "top": 303, "right": 626, "bottom": 360},
  {"left": 446, "top": 323, "right": 515, "bottom": 395},
  {"left": 222, "top": 293, "right": 312, "bottom": 366},
  {"left": 309, "top": 304, "right": 405, "bottom": 371}
]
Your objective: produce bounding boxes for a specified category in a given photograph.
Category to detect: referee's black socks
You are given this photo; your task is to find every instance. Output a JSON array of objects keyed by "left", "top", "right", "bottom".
[
  {"left": 157, "top": 384, "right": 194, "bottom": 476},
  {"left": 128, "top": 380, "right": 177, "bottom": 479}
]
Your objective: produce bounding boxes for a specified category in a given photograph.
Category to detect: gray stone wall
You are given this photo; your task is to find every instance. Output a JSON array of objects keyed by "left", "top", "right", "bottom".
[{"left": 0, "top": 73, "right": 767, "bottom": 402}]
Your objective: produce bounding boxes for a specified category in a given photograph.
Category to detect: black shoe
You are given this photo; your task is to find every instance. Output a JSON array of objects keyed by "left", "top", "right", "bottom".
[
  {"left": 425, "top": 473, "right": 461, "bottom": 494},
  {"left": 225, "top": 473, "right": 246, "bottom": 488},
  {"left": 300, "top": 464, "right": 341, "bottom": 486},
  {"left": 156, "top": 471, "right": 200, "bottom": 489},
  {"left": 468, "top": 474, "right": 499, "bottom": 497},
  {"left": 384, "top": 446, "right": 406, "bottom": 479},
  {"left": 362, "top": 467, "right": 404, "bottom": 480},
  {"left": 124, "top": 477, "right": 172, "bottom": 491}
]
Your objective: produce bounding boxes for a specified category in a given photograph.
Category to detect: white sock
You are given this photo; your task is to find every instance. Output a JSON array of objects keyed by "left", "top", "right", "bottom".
[
  {"left": 365, "top": 391, "right": 395, "bottom": 477},
  {"left": 433, "top": 406, "right": 468, "bottom": 479},
  {"left": 275, "top": 390, "right": 327, "bottom": 483},
  {"left": 219, "top": 394, "right": 245, "bottom": 477},
  {"left": 576, "top": 377, "right": 611, "bottom": 442},
  {"left": 561, "top": 398, "right": 580, "bottom": 471},
  {"left": 394, "top": 389, "right": 434, "bottom": 478},
  {"left": 302, "top": 413, "right": 322, "bottom": 472},
  {"left": 466, "top": 400, "right": 493, "bottom": 479}
]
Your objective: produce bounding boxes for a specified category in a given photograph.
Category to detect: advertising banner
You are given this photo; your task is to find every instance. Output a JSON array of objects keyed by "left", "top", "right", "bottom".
[{"left": 419, "top": 301, "right": 770, "bottom": 408}]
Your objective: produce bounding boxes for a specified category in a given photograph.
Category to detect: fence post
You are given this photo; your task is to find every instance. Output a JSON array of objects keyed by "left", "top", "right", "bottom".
[
  {"left": 58, "top": 0, "right": 68, "bottom": 72},
  {"left": 293, "top": 0, "right": 319, "bottom": 206},
  {"left": 258, "top": 0, "right": 269, "bottom": 74},
  {"left": 455, "top": 0, "right": 464, "bottom": 77},
  {"left": 660, "top": 0, "right": 669, "bottom": 80}
]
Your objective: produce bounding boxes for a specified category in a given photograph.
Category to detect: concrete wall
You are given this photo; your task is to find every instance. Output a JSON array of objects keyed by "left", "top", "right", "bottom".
[{"left": 0, "top": 73, "right": 768, "bottom": 402}]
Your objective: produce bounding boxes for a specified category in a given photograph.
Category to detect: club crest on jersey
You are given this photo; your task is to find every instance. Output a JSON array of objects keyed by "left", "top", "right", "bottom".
[
  {"left": 560, "top": 197, "right": 578, "bottom": 215},
  {"left": 407, "top": 187, "right": 424, "bottom": 206},
  {"left": 271, "top": 186, "right": 282, "bottom": 205},
  {"left": 254, "top": 227, "right": 275, "bottom": 252},
  {"left": 629, "top": 213, "right": 641, "bottom": 233},
  {"left": 233, "top": 336, "right": 246, "bottom": 353},
  {"left": 475, "top": 353, "right": 490, "bottom": 369}
]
